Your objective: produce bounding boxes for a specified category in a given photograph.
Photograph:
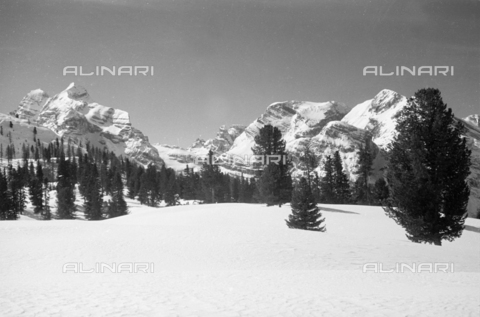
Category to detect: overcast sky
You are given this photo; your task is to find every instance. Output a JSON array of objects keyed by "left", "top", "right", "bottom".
[{"left": 0, "top": 0, "right": 478, "bottom": 147}]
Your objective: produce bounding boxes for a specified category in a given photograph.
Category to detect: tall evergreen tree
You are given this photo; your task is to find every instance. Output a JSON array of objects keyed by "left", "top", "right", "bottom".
[
  {"left": 231, "top": 176, "right": 240, "bottom": 202},
  {"left": 354, "top": 135, "right": 374, "bottom": 204},
  {"left": 9, "top": 165, "right": 26, "bottom": 214},
  {"left": 164, "top": 168, "right": 178, "bottom": 206},
  {"left": 200, "top": 162, "right": 222, "bottom": 203},
  {"left": 298, "top": 140, "right": 320, "bottom": 188},
  {"left": 320, "top": 155, "right": 335, "bottom": 203},
  {"left": 29, "top": 162, "right": 44, "bottom": 214},
  {"left": 42, "top": 177, "right": 51, "bottom": 220},
  {"left": 384, "top": 88, "right": 471, "bottom": 246},
  {"left": 256, "top": 163, "right": 281, "bottom": 205},
  {"left": 332, "top": 151, "right": 350, "bottom": 204},
  {"left": 84, "top": 163, "right": 103, "bottom": 220},
  {"left": 107, "top": 169, "right": 128, "bottom": 218},
  {"left": 252, "top": 124, "right": 292, "bottom": 206},
  {"left": 373, "top": 177, "right": 389, "bottom": 205},
  {"left": 0, "top": 170, "right": 16, "bottom": 220},
  {"left": 286, "top": 177, "right": 325, "bottom": 231},
  {"left": 56, "top": 151, "right": 76, "bottom": 219}
]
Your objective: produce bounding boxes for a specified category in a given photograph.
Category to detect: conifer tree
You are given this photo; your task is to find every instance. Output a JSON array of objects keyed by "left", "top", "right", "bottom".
[
  {"left": 320, "top": 155, "right": 335, "bottom": 203},
  {"left": 84, "top": 163, "right": 103, "bottom": 220},
  {"left": 107, "top": 169, "right": 128, "bottom": 218},
  {"left": 200, "top": 161, "right": 222, "bottom": 203},
  {"left": 9, "top": 165, "right": 26, "bottom": 214},
  {"left": 56, "top": 151, "right": 76, "bottom": 219},
  {"left": 373, "top": 177, "right": 389, "bottom": 205},
  {"left": 332, "top": 151, "right": 350, "bottom": 203},
  {"left": 256, "top": 163, "right": 281, "bottom": 205},
  {"left": 42, "top": 177, "right": 51, "bottom": 220},
  {"left": 311, "top": 171, "right": 321, "bottom": 203},
  {"left": 164, "top": 168, "right": 178, "bottom": 206},
  {"left": 0, "top": 170, "right": 16, "bottom": 220},
  {"left": 231, "top": 177, "right": 240, "bottom": 202},
  {"left": 354, "top": 135, "right": 374, "bottom": 204},
  {"left": 180, "top": 165, "right": 197, "bottom": 200},
  {"left": 138, "top": 173, "right": 149, "bottom": 205},
  {"left": 79, "top": 157, "right": 91, "bottom": 200},
  {"left": 384, "top": 88, "right": 471, "bottom": 245},
  {"left": 298, "top": 140, "right": 320, "bottom": 188},
  {"left": 100, "top": 163, "right": 109, "bottom": 194},
  {"left": 252, "top": 124, "right": 292, "bottom": 206},
  {"left": 29, "top": 162, "right": 44, "bottom": 214},
  {"left": 238, "top": 175, "right": 246, "bottom": 202},
  {"left": 286, "top": 177, "right": 325, "bottom": 231}
]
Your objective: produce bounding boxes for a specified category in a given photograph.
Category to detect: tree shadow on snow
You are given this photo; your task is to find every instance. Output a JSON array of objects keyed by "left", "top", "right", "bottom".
[
  {"left": 464, "top": 225, "right": 480, "bottom": 233},
  {"left": 319, "top": 206, "right": 359, "bottom": 215}
]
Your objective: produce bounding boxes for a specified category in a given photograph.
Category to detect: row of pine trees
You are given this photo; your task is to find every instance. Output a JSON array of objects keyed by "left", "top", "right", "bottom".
[{"left": 0, "top": 117, "right": 386, "bottom": 221}]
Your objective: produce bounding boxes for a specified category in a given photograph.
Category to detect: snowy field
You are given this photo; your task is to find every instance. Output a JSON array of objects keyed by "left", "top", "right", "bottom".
[{"left": 1, "top": 202, "right": 479, "bottom": 316}]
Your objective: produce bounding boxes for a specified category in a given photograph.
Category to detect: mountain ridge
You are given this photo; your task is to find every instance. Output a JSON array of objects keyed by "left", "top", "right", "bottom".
[{"left": 4, "top": 83, "right": 164, "bottom": 168}]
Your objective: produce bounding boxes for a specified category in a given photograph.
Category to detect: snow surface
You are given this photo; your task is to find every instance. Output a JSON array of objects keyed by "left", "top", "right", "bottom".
[{"left": 1, "top": 202, "right": 479, "bottom": 316}]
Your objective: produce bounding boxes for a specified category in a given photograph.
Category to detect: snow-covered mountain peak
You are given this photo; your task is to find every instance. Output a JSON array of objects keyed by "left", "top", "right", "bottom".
[
  {"left": 341, "top": 90, "right": 408, "bottom": 149},
  {"left": 6, "top": 84, "right": 164, "bottom": 168},
  {"left": 30, "top": 88, "right": 49, "bottom": 99},
  {"left": 61, "top": 82, "right": 92, "bottom": 102},
  {"left": 190, "top": 138, "right": 206, "bottom": 149},
  {"left": 15, "top": 88, "right": 50, "bottom": 120},
  {"left": 371, "top": 89, "right": 404, "bottom": 112},
  {"left": 465, "top": 114, "right": 479, "bottom": 127},
  {"left": 203, "top": 124, "right": 247, "bottom": 153}
]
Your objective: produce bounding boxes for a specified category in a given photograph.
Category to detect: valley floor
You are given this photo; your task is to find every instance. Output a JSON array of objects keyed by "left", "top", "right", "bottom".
[{"left": 1, "top": 202, "right": 479, "bottom": 316}]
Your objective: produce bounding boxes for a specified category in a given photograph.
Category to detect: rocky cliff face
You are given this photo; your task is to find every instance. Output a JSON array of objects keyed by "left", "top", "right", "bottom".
[
  {"left": 204, "top": 124, "right": 246, "bottom": 154},
  {"left": 11, "top": 83, "right": 164, "bottom": 168},
  {"left": 227, "top": 100, "right": 349, "bottom": 157},
  {"left": 306, "top": 121, "right": 386, "bottom": 180}
]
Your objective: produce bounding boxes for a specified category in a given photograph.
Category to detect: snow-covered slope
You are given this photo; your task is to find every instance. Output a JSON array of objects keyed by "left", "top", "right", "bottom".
[
  {"left": 1, "top": 203, "right": 479, "bottom": 316},
  {"left": 0, "top": 114, "right": 60, "bottom": 170},
  {"left": 8, "top": 83, "right": 164, "bottom": 168}
]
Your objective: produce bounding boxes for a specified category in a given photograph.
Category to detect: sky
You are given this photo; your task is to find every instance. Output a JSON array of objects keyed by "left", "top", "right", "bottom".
[{"left": 0, "top": 0, "right": 479, "bottom": 147}]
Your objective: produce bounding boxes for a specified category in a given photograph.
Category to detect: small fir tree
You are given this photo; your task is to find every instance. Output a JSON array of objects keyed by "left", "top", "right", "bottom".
[{"left": 286, "top": 177, "right": 325, "bottom": 231}]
